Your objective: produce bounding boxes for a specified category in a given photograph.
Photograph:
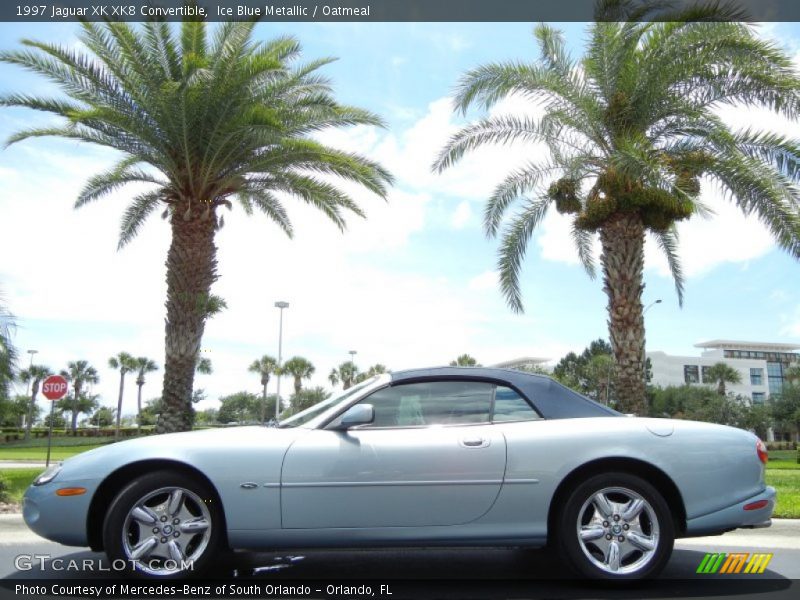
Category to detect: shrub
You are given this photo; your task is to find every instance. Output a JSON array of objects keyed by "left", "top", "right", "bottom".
[{"left": 0, "top": 473, "right": 9, "bottom": 503}]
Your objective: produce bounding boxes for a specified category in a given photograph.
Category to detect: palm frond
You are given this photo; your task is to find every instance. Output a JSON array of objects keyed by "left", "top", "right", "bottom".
[
  {"left": 571, "top": 224, "right": 597, "bottom": 279},
  {"left": 118, "top": 191, "right": 162, "bottom": 249},
  {"left": 652, "top": 227, "right": 685, "bottom": 306},
  {"left": 77, "top": 157, "right": 166, "bottom": 208},
  {"left": 497, "top": 199, "right": 551, "bottom": 313},
  {"left": 484, "top": 161, "right": 562, "bottom": 238}
]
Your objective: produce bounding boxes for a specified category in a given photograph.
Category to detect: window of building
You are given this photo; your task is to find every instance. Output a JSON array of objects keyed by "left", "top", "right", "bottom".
[
  {"left": 767, "top": 362, "right": 784, "bottom": 395},
  {"left": 752, "top": 392, "right": 766, "bottom": 404},
  {"left": 684, "top": 365, "right": 699, "bottom": 384},
  {"left": 701, "top": 366, "right": 712, "bottom": 383},
  {"left": 750, "top": 368, "right": 764, "bottom": 386}
]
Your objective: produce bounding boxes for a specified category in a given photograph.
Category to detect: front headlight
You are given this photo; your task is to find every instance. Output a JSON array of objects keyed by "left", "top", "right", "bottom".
[{"left": 33, "top": 463, "right": 62, "bottom": 486}]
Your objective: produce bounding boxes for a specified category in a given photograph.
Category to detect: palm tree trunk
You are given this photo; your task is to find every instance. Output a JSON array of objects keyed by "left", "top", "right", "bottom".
[
  {"left": 114, "top": 373, "right": 125, "bottom": 440},
  {"left": 25, "top": 383, "right": 37, "bottom": 441},
  {"left": 137, "top": 383, "right": 143, "bottom": 422},
  {"left": 71, "top": 383, "right": 81, "bottom": 435},
  {"left": 294, "top": 377, "right": 301, "bottom": 396},
  {"left": 260, "top": 381, "right": 267, "bottom": 424},
  {"left": 157, "top": 206, "right": 218, "bottom": 434},
  {"left": 599, "top": 213, "right": 646, "bottom": 415}
]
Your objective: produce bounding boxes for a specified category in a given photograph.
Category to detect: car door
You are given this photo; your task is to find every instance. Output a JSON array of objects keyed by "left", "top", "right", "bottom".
[{"left": 281, "top": 380, "right": 507, "bottom": 528}]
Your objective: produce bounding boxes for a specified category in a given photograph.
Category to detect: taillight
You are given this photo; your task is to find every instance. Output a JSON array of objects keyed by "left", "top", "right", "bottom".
[{"left": 756, "top": 439, "right": 768, "bottom": 465}]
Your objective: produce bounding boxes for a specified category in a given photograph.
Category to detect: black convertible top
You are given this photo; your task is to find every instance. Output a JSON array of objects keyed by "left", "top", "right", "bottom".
[{"left": 390, "top": 366, "right": 621, "bottom": 419}]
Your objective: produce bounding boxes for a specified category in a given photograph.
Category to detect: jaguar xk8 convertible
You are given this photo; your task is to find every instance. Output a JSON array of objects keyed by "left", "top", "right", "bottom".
[{"left": 23, "top": 367, "right": 775, "bottom": 580}]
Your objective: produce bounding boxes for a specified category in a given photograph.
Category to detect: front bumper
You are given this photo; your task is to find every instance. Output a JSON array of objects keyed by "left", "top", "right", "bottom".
[
  {"left": 23, "top": 479, "right": 99, "bottom": 547},
  {"left": 684, "top": 486, "right": 776, "bottom": 537}
]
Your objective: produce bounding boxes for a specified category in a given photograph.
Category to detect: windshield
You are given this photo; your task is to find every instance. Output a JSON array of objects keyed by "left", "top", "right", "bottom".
[{"left": 278, "top": 377, "right": 378, "bottom": 428}]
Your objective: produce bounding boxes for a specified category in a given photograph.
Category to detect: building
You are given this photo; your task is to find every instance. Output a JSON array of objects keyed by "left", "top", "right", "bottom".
[
  {"left": 491, "top": 356, "right": 550, "bottom": 370},
  {"left": 647, "top": 340, "right": 800, "bottom": 405}
]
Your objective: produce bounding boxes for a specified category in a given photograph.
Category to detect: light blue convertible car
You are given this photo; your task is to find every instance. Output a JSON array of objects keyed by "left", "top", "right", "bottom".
[{"left": 23, "top": 367, "right": 775, "bottom": 580}]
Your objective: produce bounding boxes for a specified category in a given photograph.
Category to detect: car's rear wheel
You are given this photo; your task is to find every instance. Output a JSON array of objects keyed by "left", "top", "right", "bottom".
[
  {"left": 102, "top": 471, "right": 221, "bottom": 578},
  {"left": 557, "top": 472, "right": 674, "bottom": 580}
]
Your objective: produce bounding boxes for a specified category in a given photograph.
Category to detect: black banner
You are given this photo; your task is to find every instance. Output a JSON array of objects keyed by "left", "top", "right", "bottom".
[{"left": 4, "top": 0, "right": 800, "bottom": 23}]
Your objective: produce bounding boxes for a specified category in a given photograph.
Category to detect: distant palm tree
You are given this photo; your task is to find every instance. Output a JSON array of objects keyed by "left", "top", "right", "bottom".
[
  {"left": 0, "top": 22, "right": 392, "bottom": 434},
  {"left": 249, "top": 355, "right": 278, "bottom": 423},
  {"left": 282, "top": 356, "right": 316, "bottom": 396},
  {"left": 195, "top": 356, "right": 213, "bottom": 375},
  {"left": 133, "top": 357, "right": 159, "bottom": 420},
  {"left": 704, "top": 362, "right": 742, "bottom": 396},
  {"left": 109, "top": 352, "right": 136, "bottom": 439},
  {"left": 784, "top": 364, "right": 800, "bottom": 385},
  {"left": 18, "top": 364, "right": 53, "bottom": 439},
  {"left": 60, "top": 360, "right": 100, "bottom": 434},
  {"left": 0, "top": 290, "right": 16, "bottom": 401},
  {"left": 329, "top": 361, "right": 359, "bottom": 390},
  {"left": 435, "top": 9, "right": 800, "bottom": 414},
  {"left": 56, "top": 392, "right": 99, "bottom": 430},
  {"left": 355, "top": 363, "right": 390, "bottom": 384},
  {"left": 450, "top": 354, "right": 479, "bottom": 367}
]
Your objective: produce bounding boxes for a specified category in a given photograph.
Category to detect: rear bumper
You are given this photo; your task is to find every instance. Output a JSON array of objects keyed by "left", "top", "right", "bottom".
[{"left": 684, "top": 486, "right": 776, "bottom": 537}]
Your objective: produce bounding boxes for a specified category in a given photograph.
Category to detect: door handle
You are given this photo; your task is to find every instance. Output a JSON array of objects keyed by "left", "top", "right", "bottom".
[{"left": 460, "top": 437, "right": 490, "bottom": 448}]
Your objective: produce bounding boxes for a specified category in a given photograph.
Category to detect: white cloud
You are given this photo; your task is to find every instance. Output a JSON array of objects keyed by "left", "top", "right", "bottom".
[
  {"left": 451, "top": 200, "right": 472, "bottom": 229},
  {"left": 468, "top": 270, "right": 498, "bottom": 291},
  {"left": 780, "top": 305, "right": 800, "bottom": 337}
]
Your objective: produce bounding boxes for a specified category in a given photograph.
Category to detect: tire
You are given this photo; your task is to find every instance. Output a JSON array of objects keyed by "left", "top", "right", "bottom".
[
  {"left": 556, "top": 472, "right": 674, "bottom": 580},
  {"left": 102, "top": 470, "right": 222, "bottom": 578}
]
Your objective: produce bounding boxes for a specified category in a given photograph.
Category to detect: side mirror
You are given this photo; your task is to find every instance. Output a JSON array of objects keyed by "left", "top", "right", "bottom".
[{"left": 337, "top": 404, "right": 375, "bottom": 429}]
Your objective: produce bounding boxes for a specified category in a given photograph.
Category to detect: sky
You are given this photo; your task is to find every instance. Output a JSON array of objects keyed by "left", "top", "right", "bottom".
[{"left": 2, "top": 20, "right": 800, "bottom": 418}]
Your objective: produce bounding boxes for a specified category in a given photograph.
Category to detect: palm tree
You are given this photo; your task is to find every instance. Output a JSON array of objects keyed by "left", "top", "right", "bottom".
[
  {"left": 60, "top": 360, "right": 100, "bottom": 434},
  {"left": 450, "top": 354, "right": 479, "bottom": 367},
  {"left": 56, "top": 392, "right": 100, "bottom": 430},
  {"left": 784, "top": 364, "right": 800, "bottom": 385},
  {"left": 133, "top": 357, "right": 158, "bottom": 420},
  {"left": 282, "top": 356, "right": 315, "bottom": 396},
  {"left": 249, "top": 355, "right": 277, "bottom": 423},
  {"left": 17, "top": 365, "right": 53, "bottom": 440},
  {"left": 329, "top": 361, "right": 359, "bottom": 390},
  {"left": 434, "top": 9, "right": 800, "bottom": 414},
  {"left": 0, "top": 290, "right": 16, "bottom": 401},
  {"left": 703, "top": 362, "right": 742, "bottom": 396},
  {"left": 0, "top": 22, "right": 392, "bottom": 433},
  {"left": 109, "top": 352, "right": 136, "bottom": 439},
  {"left": 355, "top": 363, "right": 390, "bottom": 384},
  {"left": 196, "top": 356, "right": 212, "bottom": 375}
]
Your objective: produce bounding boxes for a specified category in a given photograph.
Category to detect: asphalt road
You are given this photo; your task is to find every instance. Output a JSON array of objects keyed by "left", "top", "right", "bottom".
[{"left": 1, "top": 516, "right": 798, "bottom": 599}]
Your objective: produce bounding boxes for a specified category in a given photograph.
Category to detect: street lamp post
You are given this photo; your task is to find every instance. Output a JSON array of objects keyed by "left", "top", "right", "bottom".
[
  {"left": 642, "top": 299, "right": 662, "bottom": 381},
  {"left": 274, "top": 301, "right": 289, "bottom": 421},
  {"left": 25, "top": 349, "right": 38, "bottom": 395},
  {"left": 348, "top": 350, "right": 357, "bottom": 364}
]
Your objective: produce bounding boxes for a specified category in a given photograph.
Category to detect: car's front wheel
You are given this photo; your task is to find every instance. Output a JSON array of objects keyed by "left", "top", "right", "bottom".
[
  {"left": 557, "top": 472, "right": 674, "bottom": 580},
  {"left": 103, "top": 470, "right": 222, "bottom": 578}
]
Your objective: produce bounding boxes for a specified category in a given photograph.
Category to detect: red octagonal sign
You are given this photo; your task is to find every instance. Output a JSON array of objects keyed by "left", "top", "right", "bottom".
[{"left": 42, "top": 374, "right": 69, "bottom": 401}]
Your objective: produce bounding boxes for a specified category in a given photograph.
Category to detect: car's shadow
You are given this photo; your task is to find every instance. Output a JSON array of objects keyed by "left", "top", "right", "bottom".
[{"left": 2, "top": 547, "right": 794, "bottom": 599}]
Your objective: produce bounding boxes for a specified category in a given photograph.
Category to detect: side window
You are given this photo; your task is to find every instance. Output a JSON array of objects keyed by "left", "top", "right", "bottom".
[
  {"left": 492, "top": 386, "right": 541, "bottom": 422},
  {"left": 358, "top": 381, "right": 494, "bottom": 427}
]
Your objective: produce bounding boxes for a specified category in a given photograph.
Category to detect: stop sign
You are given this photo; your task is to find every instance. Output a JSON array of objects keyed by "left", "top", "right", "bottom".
[{"left": 42, "top": 374, "right": 69, "bottom": 401}]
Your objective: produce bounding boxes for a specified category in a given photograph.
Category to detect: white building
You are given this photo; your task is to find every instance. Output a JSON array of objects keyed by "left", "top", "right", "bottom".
[
  {"left": 491, "top": 356, "right": 550, "bottom": 370},
  {"left": 647, "top": 340, "right": 800, "bottom": 405}
]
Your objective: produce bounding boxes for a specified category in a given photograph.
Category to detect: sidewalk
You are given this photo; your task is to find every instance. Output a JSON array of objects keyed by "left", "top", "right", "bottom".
[{"left": 0, "top": 461, "right": 46, "bottom": 469}]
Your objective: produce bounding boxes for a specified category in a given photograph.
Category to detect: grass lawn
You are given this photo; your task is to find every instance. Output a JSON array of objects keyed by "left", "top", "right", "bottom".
[
  {"left": 0, "top": 468, "right": 43, "bottom": 504},
  {"left": 766, "top": 469, "right": 800, "bottom": 519},
  {"left": 0, "top": 444, "right": 107, "bottom": 461}
]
